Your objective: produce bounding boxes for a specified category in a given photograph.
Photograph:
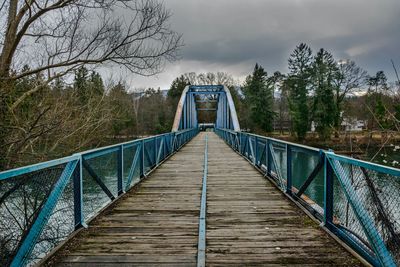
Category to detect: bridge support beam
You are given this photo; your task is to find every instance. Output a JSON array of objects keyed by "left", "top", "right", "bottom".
[{"left": 172, "top": 85, "right": 240, "bottom": 132}]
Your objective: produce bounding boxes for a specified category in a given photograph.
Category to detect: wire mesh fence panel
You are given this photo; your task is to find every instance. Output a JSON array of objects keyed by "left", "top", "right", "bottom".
[
  {"left": 123, "top": 145, "right": 135, "bottom": 184},
  {"left": 85, "top": 151, "right": 118, "bottom": 196},
  {"left": 155, "top": 137, "right": 164, "bottom": 163},
  {"left": 257, "top": 139, "right": 268, "bottom": 169},
  {"left": 255, "top": 138, "right": 265, "bottom": 167},
  {"left": 165, "top": 135, "right": 172, "bottom": 155},
  {"left": 270, "top": 142, "right": 287, "bottom": 191},
  {"left": 0, "top": 165, "right": 66, "bottom": 266},
  {"left": 123, "top": 144, "right": 140, "bottom": 190},
  {"left": 292, "top": 150, "right": 324, "bottom": 209},
  {"left": 144, "top": 140, "right": 154, "bottom": 173},
  {"left": 82, "top": 166, "right": 112, "bottom": 221},
  {"left": 250, "top": 136, "right": 256, "bottom": 163},
  {"left": 27, "top": 178, "right": 74, "bottom": 266},
  {"left": 333, "top": 174, "right": 374, "bottom": 256},
  {"left": 272, "top": 142, "right": 287, "bottom": 178},
  {"left": 331, "top": 158, "right": 400, "bottom": 265},
  {"left": 247, "top": 137, "right": 252, "bottom": 161}
]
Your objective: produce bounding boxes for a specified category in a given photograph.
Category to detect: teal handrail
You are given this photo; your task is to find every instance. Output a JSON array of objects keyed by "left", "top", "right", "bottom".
[
  {"left": 0, "top": 128, "right": 199, "bottom": 267},
  {"left": 215, "top": 128, "right": 399, "bottom": 267}
]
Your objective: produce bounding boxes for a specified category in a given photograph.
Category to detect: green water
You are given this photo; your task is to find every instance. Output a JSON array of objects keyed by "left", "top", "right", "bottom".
[{"left": 273, "top": 147, "right": 399, "bottom": 209}]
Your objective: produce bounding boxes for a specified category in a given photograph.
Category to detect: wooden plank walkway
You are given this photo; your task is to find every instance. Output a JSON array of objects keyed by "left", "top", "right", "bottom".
[
  {"left": 205, "top": 133, "right": 360, "bottom": 266},
  {"left": 46, "top": 132, "right": 361, "bottom": 267}
]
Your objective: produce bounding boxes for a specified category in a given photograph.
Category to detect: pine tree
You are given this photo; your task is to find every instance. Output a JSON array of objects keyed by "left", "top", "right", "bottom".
[
  {"left": 311, "top": 48, "right": 337, "bottom": 140},
  {"left": 89, "top": 72, "right": 105, "bottom": 96},
  {"left": 109, "top": 82, "right": 136, "bottom": 135},
  {"left": 366, "top": 71, "right": 389, "bottom": 130},
  {"left": 74, "top": 66, "right": 89, "bottom": 103},
  {"left": 287, "top": 43, "right": 313, "bottom": 140},
  {"left": 243, "top": 64, "right": 275, "bottom": 132},
  {"left": 167, "top": 75, "right": 189, "bottom": 106},
  {"left": 74, "top": 67, "right": 104, "bottom": 104}
]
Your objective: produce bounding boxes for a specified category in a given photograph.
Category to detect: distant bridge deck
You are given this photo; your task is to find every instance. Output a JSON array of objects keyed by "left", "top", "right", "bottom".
[{"left": 46, "top": 132, "right": 360, "bottom": 266}]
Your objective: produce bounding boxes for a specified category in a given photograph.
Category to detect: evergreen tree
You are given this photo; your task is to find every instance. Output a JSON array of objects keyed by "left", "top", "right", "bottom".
[
  {"left": 167, "top": 75, "right": 189, "bottom": 125},
  {"left": 366, "top": 71, "right": 389, "bottom": 129},
  {"left": 243, "top": 64, "right": 275, "bottom": 132},
  {"left": 167, "top": 75, "right": 189, "bottom": 106},
  {"left": 287, "top": 43, "right": 313, "bottom": 140},
  {"left": 74, "top": 67, "right": 104, "bottom": 104},
  {"left": 311, "top": 48, "right": 338, "bottom": 140},
  {"left": 109, "top": 82, "right": 136, "bottom": 135},
  {"left": 89, "top": 72, "right": 105, "bottom": 96},
  {"left": 74, "top": 66, "right": 89, "bottom": 103}
]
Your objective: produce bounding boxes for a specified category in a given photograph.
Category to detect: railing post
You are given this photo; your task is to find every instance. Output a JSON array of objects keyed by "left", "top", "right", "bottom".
[
  {"left": 239, "top": 132, "right": 243, "bottom": 154},
  {"left": 154, "top": 137, "right": 157, "bottom": 166},
  {"left": 172, "top": 132, "right": 176, "bottom": 152},
  {"left": 73, "top": 156, "right": 86, "bottom": 229},
  {"left": 163, "top": 135, "right": 167, "bottom": 160},
  {"left": 324, "top": 153, "right": 333, "bottom": 227},
  {"left": 286, "top": 144, "right": 292, "bottom": 195},
  {"left": 267, "top": 139, "right": 271, "bottom": 175},
  {"left": 140, "top": 139, "right": 145, "bottom": 178},
  {"left": 117, "top": 145, "right": 124, "bottom": 195},
  {"left": 255, "top": 136, "right": 258, "bottom": 166}
]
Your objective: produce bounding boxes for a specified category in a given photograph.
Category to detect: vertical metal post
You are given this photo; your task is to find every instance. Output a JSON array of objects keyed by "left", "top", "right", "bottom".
[
  {"left": 154, "top": 137, "right": 157, "bottom": 166},
  {"left": 163, "top": 135, "right": 166, "bottom": 160},
  {"left": 117, "top": 145, "right": 124, "bottom": 195},
  {"left": 286, "top": 144, "right": 292, "bottom": 195},
  {"left": 267, "top": 139, "right": 271, "bottom": 175},
  {"left": 224, "top": 95, "right": 227, "bottom": 128},
  {"left": 188, "top": 94, "right": 190, "bottom": 128},
  {"left": 140, "top": 140, "right": 145, "bottom": 178},
  {"left": 73, "top": 156, "right": 86, "bottom": 229},
  {"left": 183, "top": 97, "right": 187, "bottom": 129},
  {"left": 255, "top": 136, "right": 258, "bottom": 166},
  {"left": 189, "top": 93, "right": 192, "bottom": 128},
  {"left": 324, "top": 154, "right": 333, "bottom": 226}
]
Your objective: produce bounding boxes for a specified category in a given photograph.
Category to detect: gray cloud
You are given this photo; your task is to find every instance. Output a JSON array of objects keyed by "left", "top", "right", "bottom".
[{"left": 126, "top": 0, "right": 400, "bottom": 89}]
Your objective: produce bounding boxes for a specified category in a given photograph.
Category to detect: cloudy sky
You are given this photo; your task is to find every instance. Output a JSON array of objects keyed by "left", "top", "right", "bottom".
[{"left": 127, "top": 0, "right": 400, "bottom": 90}]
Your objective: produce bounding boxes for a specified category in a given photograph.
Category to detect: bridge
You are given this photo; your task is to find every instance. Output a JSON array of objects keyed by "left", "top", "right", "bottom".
[{"left": 0, "top": 85, "right": 399, "bottom": 267}]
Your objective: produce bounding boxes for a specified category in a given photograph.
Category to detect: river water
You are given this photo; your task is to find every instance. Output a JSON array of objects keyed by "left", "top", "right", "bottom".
[{"left": 274, "top": 146, "right": 399, "bottom": 208}]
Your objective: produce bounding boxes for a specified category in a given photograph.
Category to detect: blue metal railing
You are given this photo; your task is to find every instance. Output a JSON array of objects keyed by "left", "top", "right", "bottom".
[
  {"left": 0, "top": 128, "right": 199, "bottom": 267},
  {"left": 215, "top": 128, "right": 400, "bottom": 267}
]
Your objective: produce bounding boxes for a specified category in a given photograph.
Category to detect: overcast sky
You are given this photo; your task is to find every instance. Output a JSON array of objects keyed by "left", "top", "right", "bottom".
[{"left": 123, "top": 0, "right": 400, "bottom": 90}]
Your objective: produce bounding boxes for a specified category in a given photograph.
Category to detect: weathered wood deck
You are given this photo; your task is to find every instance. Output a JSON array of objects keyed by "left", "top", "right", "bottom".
[{"left": 46, "top": 132, "right": 361, "bottom": 266}]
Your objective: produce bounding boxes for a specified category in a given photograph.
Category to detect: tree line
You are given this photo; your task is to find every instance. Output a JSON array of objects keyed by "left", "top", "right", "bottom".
[
  {"left": 1, "top": 45, "right": 399, "bottom": 170},
  {"left": 240, "top": 43, "right": 400, "bottom": 142}
]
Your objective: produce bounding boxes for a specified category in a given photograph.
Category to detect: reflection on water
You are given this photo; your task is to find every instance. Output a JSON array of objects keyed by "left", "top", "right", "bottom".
[
  {"left": 366, "top": 147, "right": 400, "bottom": 168},
  {"left": 273, "top": 147, "right": 399, "bottom": 209},
  {"left": 272, "top": 148, "right": 325, "bottom": 207}
]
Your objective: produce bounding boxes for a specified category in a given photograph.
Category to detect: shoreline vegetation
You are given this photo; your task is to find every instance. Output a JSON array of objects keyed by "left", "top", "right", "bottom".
[{"left": 265, "top": 130, "right": 400, "bottom": 167}]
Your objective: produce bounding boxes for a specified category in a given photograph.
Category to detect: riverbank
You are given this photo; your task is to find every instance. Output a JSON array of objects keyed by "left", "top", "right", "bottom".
[{"left": 264, "top": 130, "right": 400, "bottom": 168}]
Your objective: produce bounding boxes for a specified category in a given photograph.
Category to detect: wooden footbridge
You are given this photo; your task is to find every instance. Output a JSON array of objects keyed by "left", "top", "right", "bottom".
[{"left": 1, "top": 85, "right": 399, "bottom": 267}]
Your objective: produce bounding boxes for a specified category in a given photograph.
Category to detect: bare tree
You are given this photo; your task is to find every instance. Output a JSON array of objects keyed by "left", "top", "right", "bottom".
[
  {"left": 0, "top": 0, "right": 182, "bottom": 170},
  {"left": 182, "top": 71, "right": 236, "bottom": 87},
  {"left": 333, "top": 60, "right": 368, "bottom": 135},
  {"left": 0, "top": 0, "right": 182, "bottom": 108}
]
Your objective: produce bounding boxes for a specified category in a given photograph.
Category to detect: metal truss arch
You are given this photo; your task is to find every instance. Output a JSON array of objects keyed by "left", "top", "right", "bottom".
[{"left": 172, "top": 85, "right": 240, "bottom": 131}]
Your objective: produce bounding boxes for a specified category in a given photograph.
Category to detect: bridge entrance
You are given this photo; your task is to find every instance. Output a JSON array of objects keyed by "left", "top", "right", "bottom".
[{"left": 171, "top": 85, "right": 240, "bottom": 132}]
